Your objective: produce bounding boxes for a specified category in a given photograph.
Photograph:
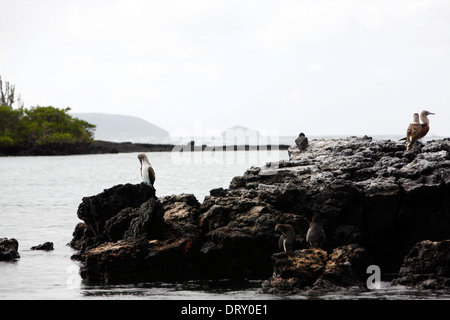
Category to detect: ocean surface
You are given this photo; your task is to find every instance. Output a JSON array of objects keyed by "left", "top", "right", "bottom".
[{"left": 1, "top": 143, "right": 449, "bottom": 300}]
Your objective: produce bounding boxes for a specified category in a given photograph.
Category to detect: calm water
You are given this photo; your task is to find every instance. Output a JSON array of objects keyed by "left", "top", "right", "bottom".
[{"left": 0, "top": 149, "right": 449, "bottom": 300}]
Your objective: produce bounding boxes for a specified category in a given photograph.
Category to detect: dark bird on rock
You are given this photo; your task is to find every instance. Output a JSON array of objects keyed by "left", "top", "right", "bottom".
[
  {"left": 295, "top": 132, "right": 308, "bottom": 151},
  {"left": 306, "top": 213, "right": 325, "bottom": 248},
  {"left": 275, "top": 224, "right": 295, "bottom": 255}
]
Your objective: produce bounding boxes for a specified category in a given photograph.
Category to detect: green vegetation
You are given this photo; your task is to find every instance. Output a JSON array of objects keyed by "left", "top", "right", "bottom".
[{"left": 0, "top": 76, "right": 95, "bottom": 150}]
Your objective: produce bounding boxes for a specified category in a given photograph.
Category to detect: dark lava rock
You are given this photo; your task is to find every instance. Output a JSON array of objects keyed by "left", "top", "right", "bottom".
[
  {"left": 0, "top": 238, "right": 20, "bottom": 261},
  {"left": 30, "top": 242, "right": 54, "bottom": 251},
  {"left": 392, "top": 240, "right": 450, "bottom": 289},
  {"left": 261, "top": 244, "right": 371, "bottom": 294},
  {"left": 70, "top": 137, "right": 450, "bottom": 289},
  {"left": 76, "top": 183, "right": 156, "bottom": 242}
]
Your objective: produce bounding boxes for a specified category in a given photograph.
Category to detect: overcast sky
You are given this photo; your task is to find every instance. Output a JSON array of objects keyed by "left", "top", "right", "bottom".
[{"left": 1, "top": 0, "right": 449, "bottom": 137}]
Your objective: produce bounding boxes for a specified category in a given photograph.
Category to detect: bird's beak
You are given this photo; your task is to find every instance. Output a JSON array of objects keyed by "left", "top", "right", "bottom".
[{"left": 428, "top": 112, "right": 435, "bottom": 115}]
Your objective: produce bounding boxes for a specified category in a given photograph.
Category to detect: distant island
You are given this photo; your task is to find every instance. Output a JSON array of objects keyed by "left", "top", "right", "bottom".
[
  {"left": 222, "top": 125, "right": 261, "bottom": 137},
  {"left": 0, "top": 106, "right": 289, "bottom": 156},
  {"left": 72, "top": 113, "right": 170, "bottom": 143},
  {"left": 0, "top": 76, "right": 289, "bottom": 156},
  {"left": 222, "top": 125, "right": 283, "bottom": 146},
  {"left": 0, "top": 107, "right": 289, "bottom": 156}
]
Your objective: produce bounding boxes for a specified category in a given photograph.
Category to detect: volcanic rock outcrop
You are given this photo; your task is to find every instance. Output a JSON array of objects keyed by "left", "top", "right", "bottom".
[
  {"left": 70, "top": 137, "right": 450, "bottom": 290},
  {"left": 0, "top": 238, "right": 20, "bottom": 261}
]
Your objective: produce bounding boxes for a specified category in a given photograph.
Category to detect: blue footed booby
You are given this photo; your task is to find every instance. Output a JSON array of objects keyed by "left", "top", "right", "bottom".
[
  {"left": 138, "top": 153, "right": 155, "bottom": 187},
  {"left": 406, "top": 110, "right": 435, "bottom": 150},
  {"left": 405, "top": 113, "right": 420, "bottom": 150},
  {"left": 306, "top": 213, "right": 325, "bottom": 248},
  {"left": 275, "top": 224, "right": 295, "bottom": 255}
]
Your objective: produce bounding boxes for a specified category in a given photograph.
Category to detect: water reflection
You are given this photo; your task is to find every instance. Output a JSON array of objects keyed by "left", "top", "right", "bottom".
[{"left": 78, "top": 279, "right": 450, "bottom": 300}]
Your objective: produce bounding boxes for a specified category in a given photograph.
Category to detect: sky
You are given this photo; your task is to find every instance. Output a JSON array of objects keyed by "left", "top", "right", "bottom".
[{"left": 1, "top": 0, "right": 449, "bottom": 137}]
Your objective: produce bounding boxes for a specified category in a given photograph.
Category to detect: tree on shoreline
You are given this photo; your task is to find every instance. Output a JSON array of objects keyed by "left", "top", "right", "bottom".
[
  {"left": 0, "top": 76, "right": 24, "bottom": 110},
  {"left": 0, "top": 76, "right": 95, "bottom": 149}
]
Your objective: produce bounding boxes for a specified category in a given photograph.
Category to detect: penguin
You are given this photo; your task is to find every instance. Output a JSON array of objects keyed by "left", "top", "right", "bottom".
[
  {"left": 306, "top": 213, "right": 325, "bottom": 248},
  {"left": 275, "top": 224, "right": 295, "bottom": 255},
  {"left": 295, "top": 132, "right": 308, "bottom": 151},
  {"left": 137, "top": 153, "right": 155, "bottom": 187}
]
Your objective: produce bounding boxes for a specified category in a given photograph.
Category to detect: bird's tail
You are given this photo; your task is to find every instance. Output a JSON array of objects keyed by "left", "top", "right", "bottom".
[{"left": 398, "top": 137, "right": 406, "bottom": 141}]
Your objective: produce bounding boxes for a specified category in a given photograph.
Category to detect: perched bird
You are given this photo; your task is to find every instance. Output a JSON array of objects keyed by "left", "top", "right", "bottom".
[
  {"left": 295, "top": 132, "right": 308, "bottom": 151},
  {"left": 405, "top": 113, "right": 421, "bottom": 150},
  {"left": 306, "top": 213, "right": 325, "bottom": 248},
  {"left": 406, "top": 110, "right": 435, "bottom": 150},
  {"left": 275, "top": 224, "right": 295, "bottom": 255},
  {"left": 137, "top": 153, "right": 155, "bottom": 187}
]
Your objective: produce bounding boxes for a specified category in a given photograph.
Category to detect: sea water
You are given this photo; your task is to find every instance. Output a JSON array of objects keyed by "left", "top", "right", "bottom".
[{"left": 0, "top": 148, "right": 449, "bottom": 300}]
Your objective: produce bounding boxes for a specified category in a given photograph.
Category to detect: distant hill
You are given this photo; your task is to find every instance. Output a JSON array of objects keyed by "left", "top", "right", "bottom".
[
  {"left": 72, "top": 113, "right": 170, "bottom": 143},
  {"left": 221, "top": 125, "right": 262, "bottom": 145},
  {"left": 222, "top": 125, "right": 261, "bottom": 137}
]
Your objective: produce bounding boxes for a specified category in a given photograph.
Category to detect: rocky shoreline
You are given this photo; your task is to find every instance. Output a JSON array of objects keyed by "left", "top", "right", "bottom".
[
  {"left": 0, "top": 140, "right": 289, "bottom": 156},
  {"left": 64, "top": 136, "right": 450, "bottom": 293}
]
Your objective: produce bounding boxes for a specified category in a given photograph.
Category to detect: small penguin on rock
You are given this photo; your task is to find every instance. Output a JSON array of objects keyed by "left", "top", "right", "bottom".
[
  {"left": 306, "top": 213, "right": 325, "bottom": 248},
  {"left": 275, "top": 224, "right": 295, "bottom": 255}
]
